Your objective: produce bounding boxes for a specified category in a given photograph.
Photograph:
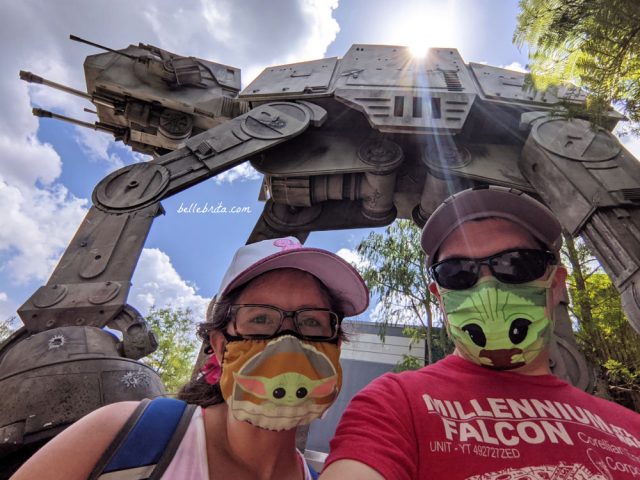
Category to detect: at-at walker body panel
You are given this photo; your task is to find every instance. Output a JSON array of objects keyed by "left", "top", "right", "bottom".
[{"left": 3, "top": 37, "right": 640, "bottom": 474}]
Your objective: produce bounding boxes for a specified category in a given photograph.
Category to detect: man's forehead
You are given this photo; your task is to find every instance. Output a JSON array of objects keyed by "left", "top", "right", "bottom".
[{"left": 437, "top": 218, "right": 540, "bottom": 259}]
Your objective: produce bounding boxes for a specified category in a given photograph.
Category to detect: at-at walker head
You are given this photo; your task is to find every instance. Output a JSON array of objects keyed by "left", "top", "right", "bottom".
[{"left": 21, "top": 34, "right": 248, "bottom": 156}]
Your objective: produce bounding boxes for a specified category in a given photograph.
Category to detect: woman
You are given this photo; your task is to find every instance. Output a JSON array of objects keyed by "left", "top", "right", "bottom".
[{"left": 12, "top": 237, "right": 368, "bottom": 480}]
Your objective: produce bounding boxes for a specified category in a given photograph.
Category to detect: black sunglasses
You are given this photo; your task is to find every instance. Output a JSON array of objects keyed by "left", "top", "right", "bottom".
[{"left": 430, "top": 248, "right": 556, "bottom": 290}]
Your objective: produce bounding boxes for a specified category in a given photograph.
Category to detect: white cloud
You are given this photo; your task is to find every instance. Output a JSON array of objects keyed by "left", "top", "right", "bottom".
[
  {"left": 6, "top": 0, "right": 341, "bottom": 177},
  {"left": 0, "top": 135, "right": 62, "bottom": 188},
  {"left": 617, "top": 130, "right": 640, "bottom": 159},
  {"left": 0, "top": 179, "right": 88, "bottom": 284},
  {"left": 369, "top": 295, "right": 416, "bottom": 326},
  {"left": 130, "top": 248, "right": 209, "bottom": 321},
  {"left": 0, "top": 0, "right": 344, "bottom": 343},
  {"left": 0, "top": 0, "right": 341, "bottom": 312},
  {"left": 368, "top": 292, "right": 441, "bottom": 328},
  {"left": 500, "top": 61, "right": 528, "bottom": 73},
  {"left": 336, "top": 247, "right": 370, "bottom": 270},
  {"left": 0, "top": 292, "right": 18, "bottom": 326},
  {"left": 74, "top": 129, "right": 126, "bottom": 171},
  {"left": 284, "top": 0, "right": 340, "bottom": 63},
  {"left": 213, "top": 163, "right": 262, "bottom": 184}
]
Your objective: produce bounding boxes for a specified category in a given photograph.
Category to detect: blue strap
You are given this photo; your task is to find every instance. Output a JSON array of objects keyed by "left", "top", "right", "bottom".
[
  {"left": 103, "top": 398, "right": 187, "bottom": 472},
  {"left": 308, "top": 464, "right": 319, "bottom": 480}
]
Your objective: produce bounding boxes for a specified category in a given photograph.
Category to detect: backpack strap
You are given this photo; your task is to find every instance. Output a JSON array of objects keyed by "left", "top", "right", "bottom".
[
  {"left": 308, "top": 463, "right": 319, "bottom": 480},
  {"left": 88, "top": 398, "right": 197, "bottom": 480}
]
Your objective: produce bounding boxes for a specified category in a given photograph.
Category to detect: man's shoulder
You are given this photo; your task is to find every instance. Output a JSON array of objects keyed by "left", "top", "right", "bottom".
[{"left": 565, "top": 383, "right": 640, "bottom": 416}]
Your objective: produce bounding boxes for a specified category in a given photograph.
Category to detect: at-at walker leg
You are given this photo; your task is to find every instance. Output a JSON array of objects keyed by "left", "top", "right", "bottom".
[
  {"left": 1, "top": 101, "right": 327, "bottom": 469},
  {"left": 519, "top": 115, "right": 640, "bottom": 334},
  {"left": 17, "top": 100, "right": 327, "bottom": 335}
]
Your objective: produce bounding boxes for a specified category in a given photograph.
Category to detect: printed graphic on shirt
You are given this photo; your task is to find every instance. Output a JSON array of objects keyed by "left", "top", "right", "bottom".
[
  {"left": 423, "top": 393, "right": 640, "bottom": 479},
  {"left": 467, "top": 462, "right": 607, "bottom": 479}
]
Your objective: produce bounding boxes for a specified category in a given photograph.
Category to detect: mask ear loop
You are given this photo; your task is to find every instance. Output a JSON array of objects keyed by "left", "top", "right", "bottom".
[
  {"left": 541, "top": 265, "right": 559, "bottom": 330},
  {"left": 521, "top": 268, "right": 558, "bottom": 366}
]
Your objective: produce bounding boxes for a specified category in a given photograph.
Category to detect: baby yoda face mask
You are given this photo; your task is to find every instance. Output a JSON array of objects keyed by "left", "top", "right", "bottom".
[
  {"left": 219, "top": 335, "right": 342, "bottom": 431},
  {"left": 437, "top": 269, "right": 556, "bottom": 370}
]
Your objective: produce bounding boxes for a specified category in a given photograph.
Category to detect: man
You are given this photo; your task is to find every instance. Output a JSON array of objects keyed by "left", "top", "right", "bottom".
[{"left": 321, "top": 186, "right": 640, "bottom": 480}]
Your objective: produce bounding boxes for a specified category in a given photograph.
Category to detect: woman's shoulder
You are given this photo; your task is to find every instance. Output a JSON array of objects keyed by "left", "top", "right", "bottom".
[{"left": 11, "top": 401, "right": 141, "bottom": 480}]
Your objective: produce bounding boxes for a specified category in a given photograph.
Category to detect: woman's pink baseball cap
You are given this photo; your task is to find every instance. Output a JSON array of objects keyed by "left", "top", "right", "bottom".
[{"left": 217, "top": 237, "right": 369, "bottom": 316}]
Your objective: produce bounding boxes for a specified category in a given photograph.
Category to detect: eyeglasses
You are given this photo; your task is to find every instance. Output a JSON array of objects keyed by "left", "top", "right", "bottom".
[
  {"left": 430, "top": 248, "right": 556, "bottom": 290},
  {"left": 227, "top": 304, "right": 341, "bottom": 341}
]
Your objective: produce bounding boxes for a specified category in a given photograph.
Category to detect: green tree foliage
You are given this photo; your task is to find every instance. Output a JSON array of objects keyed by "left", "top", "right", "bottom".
[
  {"left": 0, "top": 316, "right": 17, "bottom": 343},
  {"left": 0, "top": 308, "right": 199, "bottom": 393},
  {"left": 0, "top": 309, "right": 199, "bottom": 394},
  {"left": 514, "top": 0, "right": 640, "bottom": 132},
  {"left": 355, "top": 221, "right": 640, "bottom": 409},
  {"left": 563, "top": 235, "right": 640, "bottom": 411},
  {"left": 356, "top": 220, "right": 453, "bottom": 370},
  {"left": 141, "top": 307, "right": 199, "bottom": 393}
]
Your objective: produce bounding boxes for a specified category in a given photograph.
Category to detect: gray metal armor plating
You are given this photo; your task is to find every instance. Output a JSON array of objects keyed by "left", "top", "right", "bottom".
[{"left": 3, "top": 37, "right": 639, "bottom": 473}]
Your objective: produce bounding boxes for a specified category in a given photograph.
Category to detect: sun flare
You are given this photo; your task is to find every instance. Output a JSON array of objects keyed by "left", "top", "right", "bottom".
[
  {"left": 386, "top": 4, "right": 457, "bottom": 56},
  {"left": 408, "top": 43, "right": 429, "bottom": 59}
]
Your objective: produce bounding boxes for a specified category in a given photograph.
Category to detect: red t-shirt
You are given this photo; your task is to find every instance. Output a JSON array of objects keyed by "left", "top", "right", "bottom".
[{"left": 326, "top": 355, "right": 640, "bottom": 479}]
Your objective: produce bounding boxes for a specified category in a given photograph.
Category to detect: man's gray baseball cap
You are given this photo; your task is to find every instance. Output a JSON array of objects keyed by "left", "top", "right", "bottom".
[{"left": 422, "top": 186, "right": 563, "bottom": 267}]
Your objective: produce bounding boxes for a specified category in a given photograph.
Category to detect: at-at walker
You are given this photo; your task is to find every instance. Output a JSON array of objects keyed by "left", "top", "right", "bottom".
[{"left": 2, "top": 34, "right": 640, "bottom": 474}]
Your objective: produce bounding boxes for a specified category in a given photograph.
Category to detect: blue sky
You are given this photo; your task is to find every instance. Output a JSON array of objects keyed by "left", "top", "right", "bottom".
[{"left": 1, "top": 0, "right": 638, "bottom": 326}]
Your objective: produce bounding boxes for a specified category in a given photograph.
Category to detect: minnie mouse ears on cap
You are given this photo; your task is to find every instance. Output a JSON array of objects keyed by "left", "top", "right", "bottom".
[
  {"left": 422, "top": 186, "right": 562, "bottom": 267},
  {"left": 217, "top": 237, "right": 369, "bottom": 317}
]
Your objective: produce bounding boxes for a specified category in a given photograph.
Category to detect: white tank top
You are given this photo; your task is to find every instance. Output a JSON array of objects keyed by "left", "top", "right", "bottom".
[{"left": 161, "top": 408, "right": 314, "bottom": 479}]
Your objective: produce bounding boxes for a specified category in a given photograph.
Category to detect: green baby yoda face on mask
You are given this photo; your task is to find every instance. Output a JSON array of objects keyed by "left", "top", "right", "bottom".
[{"left": 438, "top": 272, "right": 555, "bottom": 370}]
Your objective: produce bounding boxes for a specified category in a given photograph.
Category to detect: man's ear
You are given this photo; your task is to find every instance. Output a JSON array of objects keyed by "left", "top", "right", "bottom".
[
  {"left": 428, "top": 281, "right": 441, "bottom": 300},
  {"left": 550, "top": 266, "right": 568, "bottom": 307},
  {"left": 429, "top": 281, "right": 447, "bottom": 314}
]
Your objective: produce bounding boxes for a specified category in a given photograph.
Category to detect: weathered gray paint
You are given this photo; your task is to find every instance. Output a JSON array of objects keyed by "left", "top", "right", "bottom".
[{"left": 5, "top": 39, "right": 640, "bottom": 474}]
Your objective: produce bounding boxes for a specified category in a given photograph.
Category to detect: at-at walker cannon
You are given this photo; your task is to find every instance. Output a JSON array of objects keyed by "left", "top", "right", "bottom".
[
  {"left": 20, "top": 35, "right": 246, "bottom": 156},
  {"left": 2, "top": 35, "right": 640, "bottom": 475}
]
